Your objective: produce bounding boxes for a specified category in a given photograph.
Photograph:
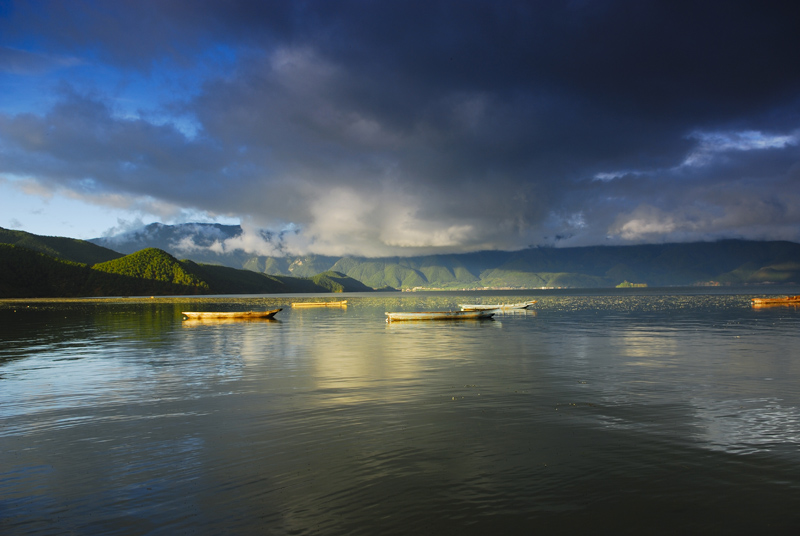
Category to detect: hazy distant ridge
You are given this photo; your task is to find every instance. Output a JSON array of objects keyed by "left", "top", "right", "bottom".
[
  {"left": 2, "top": 225, "right": 799, "bottom": 299},
  {"left": 91, "top": 223, "right": 800, "bottom": 288}
]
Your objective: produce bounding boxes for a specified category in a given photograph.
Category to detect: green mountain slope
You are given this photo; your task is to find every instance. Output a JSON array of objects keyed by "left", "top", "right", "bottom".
[
  {"left": 129, "top": 239, "right": 800, "bottom": 289},
  {"left": 87, "top": 223, "right": 800, "bottom": 289},
  {"left": 311, "top": 271, "right": 375, "bottom": 293},
  {"left": 183, "top": 261, "right": 323, "bottom": 294},
  {"left": 8, "top": 224, "right": 800, "bottom": 293},
  {"left": 290, "top": 240, "right": 800, "bottom": 289},
  {"left": 0, "top": 226, "right": 123, "bottom": 264},
  {"left": 0, "top": 240, "right": 381, "bottom": 298},
  {"left": 93, "top": 248, "right": 210, "bottom": 291},
  {"left": 0, "top": 244, "right": 92, "bottom": 298},
  {"left": 0, "top": 244, "right": 203, "bottom": 298}
]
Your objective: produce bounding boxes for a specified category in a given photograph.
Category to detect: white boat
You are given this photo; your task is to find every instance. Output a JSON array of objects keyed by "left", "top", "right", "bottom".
[
  {"left": 459, "top": 300, "right": 537, "bottom": 311},
  {"left": 385, "top": 310, "right": 495, "bottom": 322}
]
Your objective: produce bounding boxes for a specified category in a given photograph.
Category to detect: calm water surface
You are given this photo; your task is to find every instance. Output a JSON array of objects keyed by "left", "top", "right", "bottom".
[{"left": 2, "top": 289, "right": 800, "bottom": 535}]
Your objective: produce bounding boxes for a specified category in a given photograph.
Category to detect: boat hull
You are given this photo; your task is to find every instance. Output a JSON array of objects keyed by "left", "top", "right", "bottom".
[
  {"left": 182, "top": 317, "right": 279, "bottom": 326},
  {"left": 751, "top": 296, "right": 800, "bottom": 307},
  {"left": 459, "top": 300, "right": 537, "bottom": 311},
  {"left": 291, "top": 301, "right": 348, "bottom": 307},
  {"left": 182, "top": 308, "right": 282, "bottom": 319},
  {"left": 385, "top": 311, "right": 495, "bottom": 322}
]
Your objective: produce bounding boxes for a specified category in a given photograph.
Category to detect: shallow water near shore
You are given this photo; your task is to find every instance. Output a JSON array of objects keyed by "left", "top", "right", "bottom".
[{"left": 2, "top": 288, "right": 800, "bottom": 534}]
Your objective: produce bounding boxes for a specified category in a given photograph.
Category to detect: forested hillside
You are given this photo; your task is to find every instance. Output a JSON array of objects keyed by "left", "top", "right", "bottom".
[
  {"left": 89, "top": 223, "right": 800, "bottom": 289},
  {"left": 0, "top": 244, "right": 202, "bottom": 298},
  {"left": 0, "top": 226, "right": 123, "bottom": 264},
  {"left": 93, "top": 248, "right": 210, "bottom": 292},
  {"left": 242, "top": 241, "right": 800, "bottom": 288},
  {"left": 5, "top": 225, "right": 800, "bottom": 295},
  {"left": 0, "top": 237, "right": 377, "bottom": 298}
]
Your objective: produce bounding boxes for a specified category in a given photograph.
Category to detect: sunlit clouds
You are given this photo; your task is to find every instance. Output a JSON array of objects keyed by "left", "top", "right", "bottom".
[
  {"left": 682, "top": 130, "right": 798, "bottom": 167},
  {"left": 1, "top": 1, "right": 799, "bottom": 253}
]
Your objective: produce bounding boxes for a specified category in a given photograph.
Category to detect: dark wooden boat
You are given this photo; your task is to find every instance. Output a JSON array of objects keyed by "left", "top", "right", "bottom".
[
  {"left": 182, "top": 308, "right": 282, "bottom": 319},
  {"left": 751, "top": 295, "right": 800, "bottom": 307},
  {"left": 385, "top": 310, "right": 495, "bottom": 322}
]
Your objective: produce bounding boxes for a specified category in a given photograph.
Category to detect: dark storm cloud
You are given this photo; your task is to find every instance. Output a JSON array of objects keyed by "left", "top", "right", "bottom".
[
  {"left": 1, "top": 0, "right": 799, "bottom": 254},
  {"left": 0, "top": 46, "right": 81, "bottom": 74}
]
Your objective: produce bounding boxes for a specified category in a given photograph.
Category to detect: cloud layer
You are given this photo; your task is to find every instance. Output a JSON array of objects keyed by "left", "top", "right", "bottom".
[{"left": 1, "top": 0, "right": 800, "bottom": 255}]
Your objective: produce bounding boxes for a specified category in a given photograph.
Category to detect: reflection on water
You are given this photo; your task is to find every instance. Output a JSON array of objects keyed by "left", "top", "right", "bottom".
[
  {"left": 181, "top": 317, "right": 281, "bottom": 327},
  {"left": 2, "top": 290, "right": 800, "bottom": 534}
]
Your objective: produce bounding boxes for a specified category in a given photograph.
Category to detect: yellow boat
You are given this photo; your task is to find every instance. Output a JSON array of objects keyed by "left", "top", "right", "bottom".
[
  {"left": 751, "top": 295, "right": 800, "bottom": 307},
  {"left": 291, "top": 300, "right": 348, "bottom": 307},
  {"left": 182, "top": 317, "right": 280, "bottom": 327},
  {"left": 182, "top": 308, "right": 282, "bottom": 319},
  {"left": 385, "top": 310, "right": 494, "bottom": 322}
]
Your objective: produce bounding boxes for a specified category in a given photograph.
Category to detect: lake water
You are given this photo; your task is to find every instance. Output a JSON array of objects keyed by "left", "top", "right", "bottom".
[{"left": 2, "top": 288, "right": 800, "bottom": 535}]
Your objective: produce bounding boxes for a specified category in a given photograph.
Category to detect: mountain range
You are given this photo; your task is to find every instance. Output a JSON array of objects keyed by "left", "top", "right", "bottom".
[
  {"left": 1, "top": 223, "right": 799, "bottom": 299},
  {"left": 0, "top": 227, "right": 372, "bottom": 298},
  {"left": 89, "top": 223, "right": 800, "bottom": 289}
]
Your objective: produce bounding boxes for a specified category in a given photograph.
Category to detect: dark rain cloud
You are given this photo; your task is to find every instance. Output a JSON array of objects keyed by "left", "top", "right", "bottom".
[{"left": 1, "top": 0, "right": 799, "bottom": 254}]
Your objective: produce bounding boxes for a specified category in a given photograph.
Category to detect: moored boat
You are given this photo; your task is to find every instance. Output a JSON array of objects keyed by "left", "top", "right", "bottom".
[
  {"left": 182, "top": 308, "right": 282, "bottom": 319},
  {"left": 751, "top": 295, "right": 800, "bottom": 307},
  {"left": 459, "top": 300, "right": 537, "bottom": 311},
  {"left": 385, "top": 310, "right": 495, "bottom": 322},
  {"left": 182, "top": 317, "right": 279, "bottom": 326},
  {"left": 291, "top": 300, "right": 348, "bottom": 307}
]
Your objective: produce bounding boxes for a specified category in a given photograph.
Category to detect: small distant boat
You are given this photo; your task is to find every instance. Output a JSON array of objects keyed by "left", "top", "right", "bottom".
[
  {"left": 291, "top": 300, "right": 348, "bottom": 307},
  {"left": 182, "top": 308, "right": 282, "bottom": 320},
  {"left": 385, "top": 310, "right": 495, "bottom": 322},
  {"left": 459, "top": 300, "right": 537, "bottom": 311},
  {"left": 751, "top": 295, "right": 800, "bottom": 307}
]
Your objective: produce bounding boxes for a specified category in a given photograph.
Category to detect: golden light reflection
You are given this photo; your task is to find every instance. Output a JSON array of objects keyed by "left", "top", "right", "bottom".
[
  {"left": 615, "top": 329, "right": 679, "bottom": 362},
  {"left": 181, "top": 318, "right": 281, "bottom": 327},
  {"left": 293, "top": 307, "right": 505, "bottom": 405}
]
